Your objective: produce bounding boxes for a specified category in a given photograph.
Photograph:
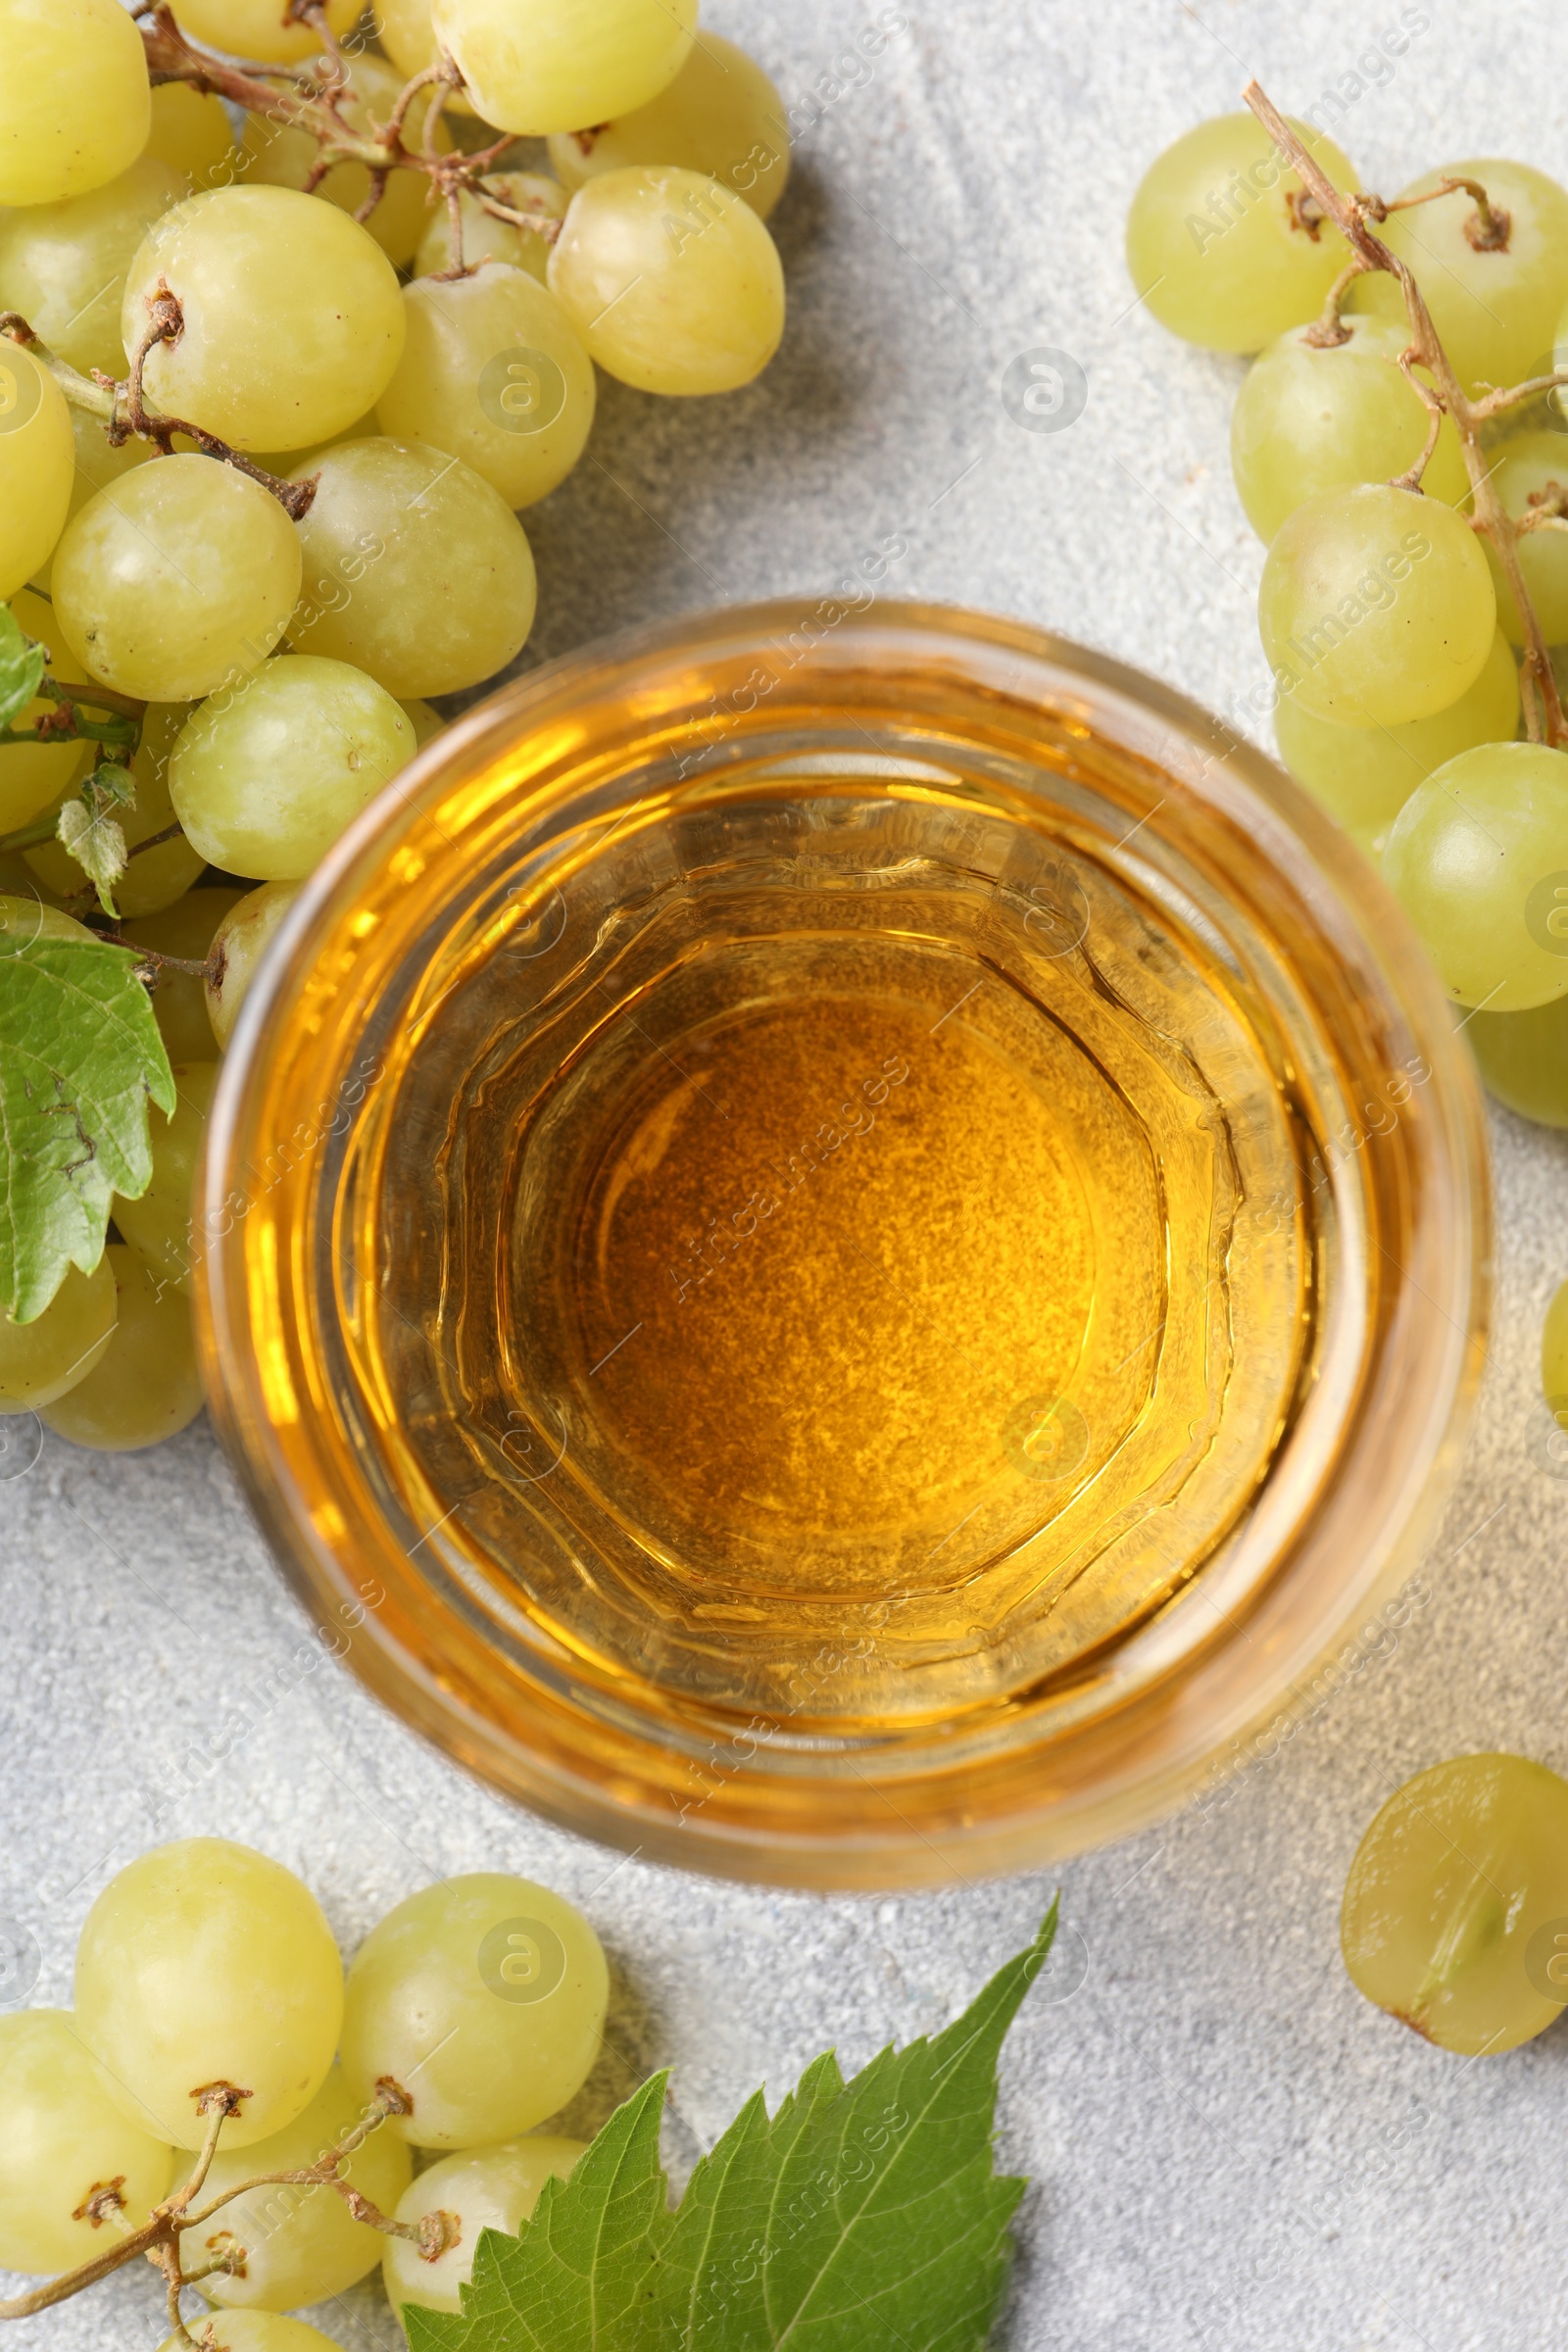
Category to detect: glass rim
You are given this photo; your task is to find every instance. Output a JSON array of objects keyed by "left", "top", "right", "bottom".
[{"left": 197, "top": 598, "right": 1492, "bottom": 1887}]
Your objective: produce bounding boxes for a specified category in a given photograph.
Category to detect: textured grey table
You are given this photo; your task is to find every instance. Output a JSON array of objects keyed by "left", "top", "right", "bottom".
[{"left": 5, "top": 4, "right": 1568, "bottom": 2347}]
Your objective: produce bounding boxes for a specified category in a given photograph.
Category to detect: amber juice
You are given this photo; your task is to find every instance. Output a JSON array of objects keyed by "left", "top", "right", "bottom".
[{"left": 201, "top": 607, "right": 1487, "bottom": 1882}]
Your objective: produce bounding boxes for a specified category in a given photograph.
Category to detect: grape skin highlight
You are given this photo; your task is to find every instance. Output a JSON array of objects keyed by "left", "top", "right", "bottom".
[
  {"left": 383, "top": 2136, "right": 586, "bottom": 2318},
  {"left": 0, "top": 0, "right": 151, "bottom": 209},
  {"left": 52, "top": 455, "right": 302, "bottom": 702},
  {"left": 550, "top": 167, "right": 786, "bottom": 395},
  {"left": 432, "top": 0, "right": 699, "bottom": 136},
  {"left": 0, "top": 2008, "right": 173, "bottom": 2275},
  {"left": 0, "top": 342, "right": 74, "bottom": 603},
  {"left": 1384, "top": 740, "right": 1568, "bottom": 1010},
  {"left": 1258, "top": 482, "right": 1496, "bottom": 726},
  {"left": 1342, "top": 1752, "right": 1568, "bottom": 2053},
  {"left": 74, "top": 1836, "right": 344, "bottom": 2150},
  {"left": 40, "top": 1245, "right": 204, "bottom": 1451},
  {"left": 548, "top": 32, "right": 791, "bottom": 221}
]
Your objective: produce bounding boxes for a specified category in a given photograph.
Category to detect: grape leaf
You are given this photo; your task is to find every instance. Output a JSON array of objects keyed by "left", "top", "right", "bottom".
[
  {"left": 56, "top": 767, "right": 134, "bottom": 918},
  {"left": 0, "top": 922, "right": 175, "bottom": 1320},
  {"left": 0, "top": 604, "right": 45, "bottom": 730},
  {"left": 404, "top": 1907, "right": 1056, "bottom": 2352}
]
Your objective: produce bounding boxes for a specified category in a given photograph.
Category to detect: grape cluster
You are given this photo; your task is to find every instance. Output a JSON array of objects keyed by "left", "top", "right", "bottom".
[
  {"left": 0, "top": 0, "right": 792, "bottom": 1446},
  {"left": 0, "top": 1837, "right": 606, "bottom": 2344},
  {"left": 1128, "top": 105, "right": 1568, "bottom": 1094}
]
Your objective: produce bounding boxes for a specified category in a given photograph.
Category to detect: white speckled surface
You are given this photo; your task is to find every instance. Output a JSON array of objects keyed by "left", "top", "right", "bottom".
[{"left": 6, "top": 4, "right": 1568, "bottom": 2345}]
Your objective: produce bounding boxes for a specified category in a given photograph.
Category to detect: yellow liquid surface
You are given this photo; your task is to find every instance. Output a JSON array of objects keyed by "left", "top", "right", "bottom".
[{"left": 369, "top": 777, "right": 1317, "bottom": 1728}]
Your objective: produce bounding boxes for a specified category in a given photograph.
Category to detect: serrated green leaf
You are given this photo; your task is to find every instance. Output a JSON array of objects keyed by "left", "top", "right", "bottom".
[
  {"left": 407, "top": 1909, "right": 1056, "bottom": 2352},
  {"left": 0, "top": 605, "right": 45, "bottom": 731},
  {"left": 0, "top": 925, "right": 175, "bottom": 1320},
  {"left": 57, "top": 780, "right": 130, "bottom": 919}
]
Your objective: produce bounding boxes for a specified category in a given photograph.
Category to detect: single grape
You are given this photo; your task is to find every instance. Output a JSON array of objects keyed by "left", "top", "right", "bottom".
[
  {"left": 339, "top": 1874, "right": 608, "bottom": 2148},
  {"left": 181, "top": 2061, "right": 412, "bottom": 2310},
  {"left": 240, "top": 52, "right": 448, "bottom": 270},
  {"left": 75, "top": 1837, "right": 343, "bottom": 2151},
  {"left": 1384, "top": 739, "right": 1568, "bottom": 1009},
  {"left": 550, "top": 167, "right": 785, "bottom": 395},
  {"left": 1473, "top": 430, "right": 1568, "bottom": 647},
  {"left": 0, "top": 156, "right": 185, "bottom": 381},
  {"left": 27, "top": 703, "right": 204, "bottom": 917},
  {"left": 156, "top": 2318, "right": 345, "bottom": 2352},
  {"left": 1125, "top": 113, "right": 1358, "bottom": 354},
  {"left": 1465, "top": 994, "right": 1568, "bottom": 1127},
  {"left": 0, "top": 342, "right": 73, "bottom": 603},
  {"left": 414, "top": 172, "right": 567, "bottom": 284},
  {"left": 122, "top": 188, "right": 406, "bottom": 454},
  {"left": 39, "top": 1245, "right": 204, "bottom": 1451},
  {"left": 0, "top": 2009, "right": 173, "bottom": 2275},
  {"left": 170, "top": 656, "right": 414, "bottom": 880},
  {"left": 373, "top": 0, "right": 476, "bottom": 114},
  {"left": 52, "top": 455, "right": 302, "bottom": 701},
  {"left": 0, "top": 1246, "right": 116, "bottom": 1410},
  {"left": 112, "top": 1060, "right": 218, "bottom": 1297},
  {"left": 168, "top": 0, "right": 360, "bottom": 67},
  {"left": 383, "top": 2136, "right": 585, "bottom": 2320},
  {"left": 206, "top": 882, "right": 302, "bottom": 1050},
  {"left": 0, "top": 0, "right": 151, "bottom": 209},
  {"left": 376, "top": 264, "right": 595, "bottom": 509},
  {"left": 124, "top": 887, "right": 245, "bottom": 1063},
  {"left": 432, "top": 0, "right": 698, "bottom": 136},
  {"left": 27, "top": 405, "right": 154, "bottom": 595},
  {"left": 1231, "top": 317, "right": 1470, "bottom": 544},
  {"left": 1258, "top": 482, "right": 1496, "bottom": 726},
  {"left": 287, "top": 438, "right": 537, "bottom": 696},
  {"left": 1, "top": 589, "right": 95, "bottom": 830},
  {"left": 1350, "top": 161, "right": 1568, "bottom": 396},
  {"left": 1274, "top": 629, "right": 1520, "bottom": 838},
  {"left": 145, "top": 82, "right": 238, "bottom": 196},
  {"left": 400, "top": 699, "right": 446, "bottom": 748},
  {"left": 548, "top": 32, "right": 790, "bottom": 222},
  {"left": 1342, "top": 1752, "right": 1568, "bottom": 2053}
]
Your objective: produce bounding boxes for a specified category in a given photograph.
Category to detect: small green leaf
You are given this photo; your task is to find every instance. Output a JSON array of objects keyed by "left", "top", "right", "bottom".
[
  {"left": 0, "top": 921, "right": 175, "bottom": 1320},
  {"left": 56, "top": 774, "right": 132, "bottom": 918},
  {"left": 406, "top": 1908, "right": 1057, "bottom": 2352},
  {"left": 0, "top": 604, "right": 45, "bottom": 731}
]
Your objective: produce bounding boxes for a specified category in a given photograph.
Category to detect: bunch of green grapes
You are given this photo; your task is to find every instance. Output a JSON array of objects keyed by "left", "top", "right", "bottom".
[
  {"left": 0, "top": 1838, "right": 606, "bottom": 2346},
  {"left": 0, "top": 0, "right": 794, "bottom": 1449},
  {"left": 1129, "top": 115, "right": 1568, "bottom": 1090}
]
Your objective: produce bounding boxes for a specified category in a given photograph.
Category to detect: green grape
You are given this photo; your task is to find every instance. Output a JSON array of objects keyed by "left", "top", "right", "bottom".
[
  {"left": 0, "top": 157, "right": 185, "bottom": 381},
  {"left": 550, "top": 167, "right": 785, "bottom": 395},
  {"left": 27, "top": 703, "right": 204, "bottom": 917},
  {"left": 122, "top": 188, "right": 406, "bottom": 454},
  {"left": 52, "top": 454, "right": 302, "bottom": 701},
  {"left": 1231, "top": 317, "right": 1470, "bottom": 544},
  {"left": 400, "top": 698, "right": 446, "bottom": 748},
  {"left": 1125, "top": 113, "right": 1358, "bottom": 355},
  {"left": 0, "top": 1248, "right": 115, "bottom": 1407},
  {"left": 548, "top": 32, "right": 790, "bottom": 221},
  {"left": 382, "top": 2136, "right": 585, "bottom": 2320},
  {"left": 1258, "top": 482, "right": 1496, "bottom": 726},
  {"left": 339, "top": 1874, "right": 608, "bottom": 2148},
  {"left": 113, "top": 1059, "right": 218, "bottom": 1297},
  {"left": 1384, "top": 740, "right": 1568, "bottom": 1009},
  {"left": 431, "top": 0, "right": 698, "bottom": 137},
  {"left": 0, "top": 341, "right": 73, "bottom": 603},
  {"left": 28, "top": 406, "right": 154, "bottom": 595},
  {"left": 206, "top": 882, "right": 302, "bottom": 1049},
  {"left": 0, "top": 0, "right": 151, "bottom": 209},
  {"left": 1342, "top": 1751, "right": 1568, "bottom": 2053},
  {"left": 39, "top": 1245, "right": 204, "bottom": 1450},
  {"left": 157, "top": 2317, "right": 345, "bottom": 2352},
  {"left": 145, "top": 82, "right": 239, "bottom": 195},
  {"left": 124, "top": 887, "right": 245, "bottom": 1062},
  {"left": 373, "top": 0, "right": 477, "bottom": 115},
  {"left": 1465, "top": 994, "right": 1568, "bottom": 1126},
  {"left": 1274, "top": 628, "right": 1520, "bottom": 836},
  {"left": 376, "top": 264, "right": 595, "bottom": 509},
  {"left": 1474, "top": 430, "right": 1568, "bottom": 647},
  {"left": 414, "top": 173, "right": 567, "bottom": 284},
  {"left": 0, "top": 2009, "right": 174, "bottom": 2275},
  {"left": 1350, "top": 161, "right": 1568, "bottom": 396},
  {"left": 169, "top": 0, "right": 360, "bottom": 67},
  {"left": 170, "top": 656, "right": 414, "bottom": 880},
  {"left": 1543, "top": 1279, "right": 1568, "bottom": 1423},
  {"left": 75, "top": 1837, "right": 343, "bottom": 2151},
  {"left": 287, "top": 438, "right": 537, "bottom": 696},
  {"left": 0, "top": 589, "right": 94, "bottom": 830},
  {"left": 181, "top": 2060, "right": 412, "bottom": 2309},
  {"left": 241, "top": 53, "right": 447, "bottom": 269}
]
